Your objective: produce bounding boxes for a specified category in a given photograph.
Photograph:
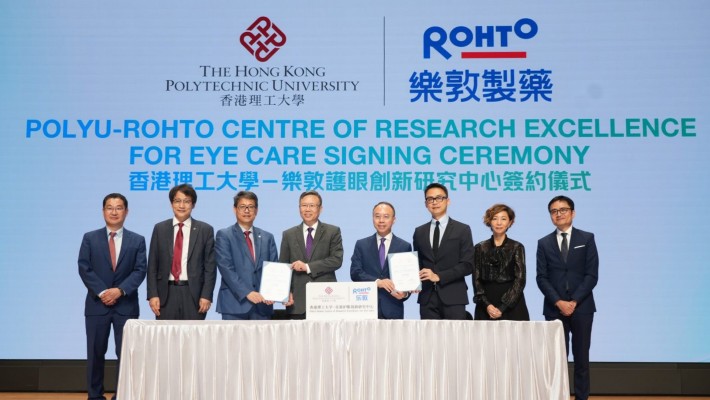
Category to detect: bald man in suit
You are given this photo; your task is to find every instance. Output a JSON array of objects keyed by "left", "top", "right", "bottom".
[
  {"left": 280, "top": 190, "right": 343, "bottom": 319},
  {"left": 351, "top": 202, "right": 413, "bottom": 319}
]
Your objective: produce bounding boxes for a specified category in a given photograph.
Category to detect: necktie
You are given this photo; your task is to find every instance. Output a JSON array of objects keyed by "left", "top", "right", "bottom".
[
  {"left": 109, "top": 231, "right": 117, "bottom": 271},
  {"left": 560, "top": 232, "right": 569, "bottom": 263},
  {"left": 379, "top": 237, "right": 386, "bottom": 269},
  {"left": 245, "top": 230, "right": 255, "bottom": 262},
  {"left": 306, "top": 227, "right": 314, "bottom": 259},
  {"left": 432, "top": 220, "right": 440, "bottom": 257},
  {"left": 172, "top": 223, "right": 184, "bottom": 281}
]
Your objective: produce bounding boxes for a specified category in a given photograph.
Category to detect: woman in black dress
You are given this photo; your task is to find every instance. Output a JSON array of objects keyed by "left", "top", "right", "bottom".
[{"left": 473, "top": 204, "right": 530, "bottom": 321}]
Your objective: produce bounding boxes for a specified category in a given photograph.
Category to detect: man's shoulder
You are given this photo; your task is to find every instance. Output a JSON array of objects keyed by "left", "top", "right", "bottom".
[
  {"left": 253, "top": 226, "right": 275, "bottom": 239},
  {"left": 123, "top": 228, "right": 146, "bottom": 242},
  {"left": 216, "top": 224, "right": 237, "bottom": 237},
  {"left": 83, "top": 227, "right": 106, "bottom": 240},
  {"left": 537, "top": 231, "right": 557, "bottom": 247},
  {"left": 282, "top": 224, "right": 302, "bottom": 236},
  {"left": 447, "top": 218, "right": 471, "bottom": 230},
  {"left": 414, "top": 221, "right": 430, "bottom": 232},
  {"left": 318, "top": 221, "right": 341, "bottom": 232},
  {"left": 354, "top": 234, "right": 376, "bottom": 247},
  {"left": 572, "top": 227, "right": 594, "bottom": 237},
  {"left": 391, "top": 234, "right": 412, "bottom": 248},
  {"left": 191, "top": 218, "right": 214, "bottom": 230}
]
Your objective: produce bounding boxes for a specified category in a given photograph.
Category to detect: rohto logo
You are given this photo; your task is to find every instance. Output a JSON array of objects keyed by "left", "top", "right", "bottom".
[
  {"left": 240, "top": 16, "right": 287, "bottom": 62},
  {"left": 424, "top": 18, "right": 538, "bottom": 60}
]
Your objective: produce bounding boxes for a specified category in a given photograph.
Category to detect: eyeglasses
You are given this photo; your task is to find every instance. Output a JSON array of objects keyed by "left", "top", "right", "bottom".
[
  {"left": 172, "top": 199, "right": 193, "bottom": 205},
  {"left": 549, "top": 207, "right": 571, "bottom": 216},
  {"left": 104, "top": 207, "right": 125, "bottom": 213},
  {"left": 425, "top": 196, "right": 447, "bottom": 204},
  {"left": 237, "top": 205, "right": 256, "bottom": 212},
  {"left": 300, "top": 204, "right": 321, "bottom": 210}
]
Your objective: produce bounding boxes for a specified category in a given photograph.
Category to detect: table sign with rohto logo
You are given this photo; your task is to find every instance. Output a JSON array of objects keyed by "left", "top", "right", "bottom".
[{"left": 306, "top": 282, "right": 377, "bottom": 320}]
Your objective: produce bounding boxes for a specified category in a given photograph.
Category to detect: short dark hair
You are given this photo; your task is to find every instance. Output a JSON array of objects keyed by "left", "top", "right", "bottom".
[
  {"left": 548, "top": 195, "right": 575, "bottom": 211},
  {"left": 299, "top": 190, "right": 322, "bottom": 206},
  {"left": 169, "top": 184, "right": 197, "bottom": 205},
  {"left": 234, "top": 191, "right": 259, "bottom": 208},
  {"left": 103, "top": 193, "right": 128, "bottom": 209},
  {"left": 483, "top": 204, "right": 515, "bottom": 227},
  {"left": 424, "top": 182, "right": 448, "bottom": 197},
  {"left": 373, "top": 201, "right": 396, "bottom": 217}
]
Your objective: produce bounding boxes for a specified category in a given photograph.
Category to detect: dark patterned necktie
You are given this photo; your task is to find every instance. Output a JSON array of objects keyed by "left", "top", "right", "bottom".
[
  {"left": 306, "top": 227, "right": 314, "bottom": 259},
  {"left": 560, "top": 232, "right": 569, "bottom": 263}
]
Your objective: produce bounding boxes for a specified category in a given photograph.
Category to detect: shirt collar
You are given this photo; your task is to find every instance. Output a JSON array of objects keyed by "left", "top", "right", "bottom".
[
  {"left": 377, "top": 232, "right": 393, "bottom": 242},
  {"left": 431, "top": 214, "right": 449, "bottom": 225},
  {"left": 173, "top": 217, "right": 192, "bottom": 228},
  {"left": 106, "top": 227, "right": 124, "bottom": 237}
]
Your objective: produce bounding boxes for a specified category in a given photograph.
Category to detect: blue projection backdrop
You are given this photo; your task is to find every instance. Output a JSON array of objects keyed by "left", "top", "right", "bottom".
[{"left": 1, "top": 1, "right": 709, "bottom": 361}]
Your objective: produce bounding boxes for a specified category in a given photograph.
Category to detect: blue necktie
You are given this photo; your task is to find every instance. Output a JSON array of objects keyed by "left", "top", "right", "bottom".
[{"left": 379, "top": 237, "right": 386, "bottom": 269}]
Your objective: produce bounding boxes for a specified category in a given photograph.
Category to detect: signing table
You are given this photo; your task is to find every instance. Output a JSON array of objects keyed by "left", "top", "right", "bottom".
[{"left": 117, "top": 319, "right": 569, "bottom": 400}]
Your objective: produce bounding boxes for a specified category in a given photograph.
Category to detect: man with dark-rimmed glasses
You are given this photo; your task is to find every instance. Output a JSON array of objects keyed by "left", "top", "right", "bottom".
[
  {"left": 413, "top": 183, "right": 474, "bottom": 319},
  {"left": 536, "top": 195, "right": 599, "bottom": 400}
]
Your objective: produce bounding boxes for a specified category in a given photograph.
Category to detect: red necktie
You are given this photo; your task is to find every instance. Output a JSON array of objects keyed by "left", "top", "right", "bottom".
[
  {"left": 172, "top": 223, "right": 184, "bottom": 281},
  {"left": 109, "top": 231, "right": 117, "bottom": 271},
  {"left": 245, "top": 231, "right": 255, "bottom": 262}
]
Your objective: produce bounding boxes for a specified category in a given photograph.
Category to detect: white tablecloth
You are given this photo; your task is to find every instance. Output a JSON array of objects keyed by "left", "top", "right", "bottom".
[{"left": 117, "top": 319, "right": 569, "bottom": 400}]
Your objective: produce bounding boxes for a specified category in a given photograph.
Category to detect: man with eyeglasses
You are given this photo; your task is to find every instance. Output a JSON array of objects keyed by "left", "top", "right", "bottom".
[
  {"left": 280, "top": 190, "right": 344, "bottom": 319},
  {"left": 147, "top": 184, "right": 216, "bottom": 320},
  {"left": 413, "top": 183, "right": 474, "bottom": 320},
  {"left": 78, "top": 193, "right": 146, "bottom": 400},
  {"left": 536, "top": 195, "right": 599, "bottom": 400},
  {"left": 215, "top": 190, "right": 279, "bottom": 320}
]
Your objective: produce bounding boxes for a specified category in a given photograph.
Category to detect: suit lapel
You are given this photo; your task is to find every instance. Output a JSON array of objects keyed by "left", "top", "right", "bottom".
[
  {"left": 252, "top": 227, "right": 262, "bottom": 269},
  {"left": 296, "top": 223, "right": 308, "bottom": 260},
  {"left": 420, "top": 224, "right": 434, "bottom": 258},
  {"left": 116, "top": 230, "right": 129, "bottom": 270},
  {"left": 368, "top": 234, "right": 382, "bottom": 272},
  {"left": 438, "top": 219, "right": 453, "bottom": 251},
  {"left": 311, "top": 223, "right": 326, "bottom": 260},
  {"left": 547, "top": 231, "right": 564, "bottom": 263},
  {"left": 164, "top": 220, "right": 175, "bottom": 261},
  {"left": 187, "top": 219, "right": 199, "bottom": 262},
  {"left": 102, "top": 230, "right": 114, "bottom": 270}
]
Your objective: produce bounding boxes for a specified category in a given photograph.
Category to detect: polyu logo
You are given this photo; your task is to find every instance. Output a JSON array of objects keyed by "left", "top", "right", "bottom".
[
  {"left": 240, "top": 16, "right": 287, "bottom": 62},
  {"left": 424, "top": 18, "right": 538, "bottom": 60},
  {"left": 324, "top": 287, "right": 334, "bottom": 295}
]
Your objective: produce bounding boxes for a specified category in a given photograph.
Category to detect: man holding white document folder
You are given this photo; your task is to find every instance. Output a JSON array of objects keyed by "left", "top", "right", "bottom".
[
  {"left": 350, "top": 202, "right": 413, "bottom": 319},
  {"left": 215, "top": 191, "right": 279, "bottom": 320}
]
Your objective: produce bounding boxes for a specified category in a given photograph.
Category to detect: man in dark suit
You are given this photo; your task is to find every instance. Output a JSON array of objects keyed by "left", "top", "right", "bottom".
[
  {"left": 350, "top": 202, "right": 413, "bottom": 319},
  {"left": 78, "top": 193, "right": 147, "bottom": 400},
  {"left": 280, "top": 190, "right": 343, "bottom": 319},
  {"left": 147, "top": 184, "right": 216, "bottom": 320},
  {"left": 413, "top": 183, "right": 474, "bottom": 320},
  {"left": 536, "top": 195, "right": 599, "bottom": 400},
  {"left": 215, "top": 191, "right": 279, "bottom": 320}
]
